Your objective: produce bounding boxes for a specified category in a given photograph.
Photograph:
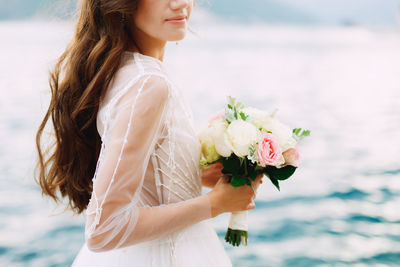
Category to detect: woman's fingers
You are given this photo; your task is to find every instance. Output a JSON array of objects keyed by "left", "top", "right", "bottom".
[
  {"left": 252, "top": 176, "right": 262, "bottom": 189},
  {"left": 249, "top": 174, "right": 264, "bottom": 197}
]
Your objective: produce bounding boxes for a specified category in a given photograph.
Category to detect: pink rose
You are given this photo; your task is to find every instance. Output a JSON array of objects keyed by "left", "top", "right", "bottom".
[
  {"left": 208, "top": 109, "right": 226, "bottom": 126},
  {"left": 257, "top": 132, "right": 284, "bottom": 167},
  {"left": 282, "top": 144, "right": 300, "bottom": 167}
]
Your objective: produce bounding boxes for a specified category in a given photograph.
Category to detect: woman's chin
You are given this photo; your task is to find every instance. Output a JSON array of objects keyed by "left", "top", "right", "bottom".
[{"left": 166, "top": 31, "right": 187, "bottom": 42}]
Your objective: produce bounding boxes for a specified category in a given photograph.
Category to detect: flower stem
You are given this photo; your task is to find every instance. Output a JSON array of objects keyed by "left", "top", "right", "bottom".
[
  {"left": 225, "top": 228, "right": 248, "bottom": 246},
  {"left": 244, "top": 157, "right": 248, "bottom": 176}
]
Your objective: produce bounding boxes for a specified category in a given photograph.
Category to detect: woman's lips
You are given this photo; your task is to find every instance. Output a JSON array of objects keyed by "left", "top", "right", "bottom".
[{"left": 166, "top": 16, "right": 186, "bottom": 24}]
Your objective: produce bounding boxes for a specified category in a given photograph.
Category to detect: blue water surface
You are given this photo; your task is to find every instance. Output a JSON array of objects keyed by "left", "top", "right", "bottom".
[{"left": 0, "top": 21, "right": 399, "bottom": 266}]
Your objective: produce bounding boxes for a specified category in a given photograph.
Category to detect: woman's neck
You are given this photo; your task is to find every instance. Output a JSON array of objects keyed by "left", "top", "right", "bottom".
[{"left": 129, "top": 27, "right": 166, "bottom": 62}]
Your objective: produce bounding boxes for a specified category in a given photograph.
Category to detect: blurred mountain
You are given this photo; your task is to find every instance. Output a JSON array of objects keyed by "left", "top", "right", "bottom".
[
  {"left": 0, "top": 0, "right": 42, "bottom": 20},
  {"left": 0, "top": 0, "right": 399, "bottom": 28},
  {"left": 0, "top": 0, "right": 75, "bottom": 20},
  {"left": 203, "top": 0, "right": 318, "bottom": 24},
  {"left": 278, "top": 0, "right": 400, "bottom": 27}
]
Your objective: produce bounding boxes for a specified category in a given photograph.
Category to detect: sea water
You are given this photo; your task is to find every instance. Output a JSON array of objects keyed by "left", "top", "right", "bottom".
[{"left": 0, "top": 21, "right": 399, "bottom": 267}]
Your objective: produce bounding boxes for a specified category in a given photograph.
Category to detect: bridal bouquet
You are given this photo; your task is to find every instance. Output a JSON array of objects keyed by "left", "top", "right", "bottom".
[{"left": 199, "top": 97, "right": 310, "bottom": 247}]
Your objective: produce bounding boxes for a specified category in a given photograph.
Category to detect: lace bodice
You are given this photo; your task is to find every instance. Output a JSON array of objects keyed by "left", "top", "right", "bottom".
[{"left": 84, "top": 52, "right": 211, "bottom": 252}]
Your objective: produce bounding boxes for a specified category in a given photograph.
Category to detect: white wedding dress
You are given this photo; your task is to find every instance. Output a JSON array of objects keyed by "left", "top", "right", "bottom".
[{"left": 71, "top": 51, "right": 232, "bottom": 267}]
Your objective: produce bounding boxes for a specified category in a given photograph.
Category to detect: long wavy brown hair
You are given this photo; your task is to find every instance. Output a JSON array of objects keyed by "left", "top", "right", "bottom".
[{"left": 35, "top": 0, "right": 141, "bottom": 215}]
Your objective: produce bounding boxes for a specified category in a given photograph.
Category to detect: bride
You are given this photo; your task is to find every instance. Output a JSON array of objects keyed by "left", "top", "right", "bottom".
[{"left": 35, "top": 0, "right": 263, "bottom": 266}]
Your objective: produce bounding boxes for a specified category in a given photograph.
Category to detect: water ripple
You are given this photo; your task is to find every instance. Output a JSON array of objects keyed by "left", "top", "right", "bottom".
[
  {"left": 0, "top": 246, "right": 9, "bottom": 256},
  {"left": 43, "top": 225, "right": 83, "bottom": 239},
  {"left": 255, "top": 188, "right": 371, "bottom": 210},
  {"left": 11, "top": 251, "right": 40, "bottom": 263},
  {"left": 357, "top": 252, "right": 400, "bottom": 265},
  {"left": 328, "top": 188, "right": 369, "bottom": 200},
  {"left": 347, "top": 214, "right": 385, "bottom": 223},
  {"left": 364, "top": 169, "right": 400, "bottom": 176},
  {"left": 283, "top": 257, "right": 327, "bottom": 267}
]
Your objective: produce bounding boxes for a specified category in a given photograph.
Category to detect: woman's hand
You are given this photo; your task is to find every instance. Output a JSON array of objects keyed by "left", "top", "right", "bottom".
[
  {"left": 206, "top": 173, "right": 264, "bottom": 218},
  {"left": 201, "top": 162, "right": 225, "bottom": 188}
]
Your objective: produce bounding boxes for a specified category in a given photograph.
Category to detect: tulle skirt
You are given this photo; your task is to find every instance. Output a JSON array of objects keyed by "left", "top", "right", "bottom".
[{"left": 71, "top": 220, "right": 232, "bottom": 267}]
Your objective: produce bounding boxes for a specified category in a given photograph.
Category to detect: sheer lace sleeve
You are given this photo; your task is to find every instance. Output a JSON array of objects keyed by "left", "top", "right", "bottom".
[{"left": 85, "top": 74, "right": 212, "bottom": 252}]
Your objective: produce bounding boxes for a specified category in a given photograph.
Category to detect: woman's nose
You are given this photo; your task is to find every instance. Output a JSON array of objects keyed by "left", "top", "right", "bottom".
[{"left": 170, "top": 0, "right": 190, "bottom": 10}]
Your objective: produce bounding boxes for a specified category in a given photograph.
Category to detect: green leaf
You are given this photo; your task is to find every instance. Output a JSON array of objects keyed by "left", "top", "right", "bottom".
[
  {"left": 221, "top": 156, "right": 241, "bottom": 175},
  {"left": 255, "top": 165, "right": 264, "bottom": 172},
  {"left": 265, "top": 165, "right": 297, "bottom": 181},
  {"left": 231, "top": 175, "right": 247, "bottom": 187},
  {"left": 249, "top": 171, "right": 257, "bottom": 181},
  {"left": 225, "top": 113, "right": 235, "bottom": 124},
  {"left": 228, "top": 96, "right": 236, "bottom": 107},
  {"left": 228, "top": 104, "right": 233, "bottom": 110},
  {"left": 234, "top": 107, "right": 238, "bottom": 119},
  {"left": 268, "top": 175, "right": 280, "bottom": 191},
  {"left": 240, "top": 112, "right": 248, "bottom": 121}
]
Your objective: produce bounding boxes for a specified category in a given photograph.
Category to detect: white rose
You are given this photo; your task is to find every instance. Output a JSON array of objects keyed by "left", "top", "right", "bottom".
[
  {"left": 262, "top": 118, "right": 296, "bottom": 151},
  {"left": 198, "top": 127, "right": 220, "bottom": 163},
  {"left": 243, "top": 107, "right": 272, "bottom": 130},
  {"left": 198, "top": 126, "right": 213, "bottom": 146},
  {"left": 226, "top": 120, "right": 260, "bottom": 157},
  {"left": 209, "top": 119, "right": 233, "bottom": 157}
]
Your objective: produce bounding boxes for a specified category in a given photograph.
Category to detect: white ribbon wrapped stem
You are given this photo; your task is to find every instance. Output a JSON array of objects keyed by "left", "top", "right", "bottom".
[{"left": 228, "top": 210, "right": 248, "bottom": 231}]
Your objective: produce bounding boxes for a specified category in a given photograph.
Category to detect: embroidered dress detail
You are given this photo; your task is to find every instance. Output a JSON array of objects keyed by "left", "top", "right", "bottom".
[{"left": 71, "top": 52, "right": 232, "bottom": 267}]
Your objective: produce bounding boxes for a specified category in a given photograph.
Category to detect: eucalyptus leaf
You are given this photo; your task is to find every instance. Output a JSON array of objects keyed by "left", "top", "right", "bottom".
[
  {"left": 240, "top": 112, "right": 248, "bottom": 121},
  {"left": 225, "top": 113, "right": 235, "bottom": 123},
  {"left": 228, "top": 96, "right": 236, "bottom": 106},
  {"left": 237, "top": 102, "right": 245, "bottom": 109},
  {"left": 292, "top": 128, "right": 311, "bottom": 139}
]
